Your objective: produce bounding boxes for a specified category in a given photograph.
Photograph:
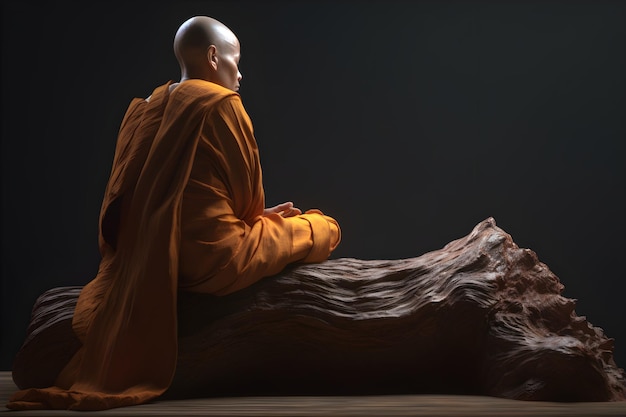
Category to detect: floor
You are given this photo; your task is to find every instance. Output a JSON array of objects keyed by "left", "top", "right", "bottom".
[{"left": 1, "top": 372, "right": 625, "bottom": 417}]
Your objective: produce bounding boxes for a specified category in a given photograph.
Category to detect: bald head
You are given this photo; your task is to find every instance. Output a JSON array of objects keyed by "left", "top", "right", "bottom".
[{"left": 173, "top": 16, "right": 242, "bottom": 91}]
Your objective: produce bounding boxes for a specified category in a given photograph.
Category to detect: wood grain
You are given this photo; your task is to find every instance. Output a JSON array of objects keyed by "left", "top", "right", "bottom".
[{"left": 9, "top": 218, "right": 626, "bottom": 409}]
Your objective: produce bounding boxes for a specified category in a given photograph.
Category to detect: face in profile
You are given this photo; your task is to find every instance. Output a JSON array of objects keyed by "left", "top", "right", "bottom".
[{"left": 214, "top": 35, "right": 243, "bottom": 92}]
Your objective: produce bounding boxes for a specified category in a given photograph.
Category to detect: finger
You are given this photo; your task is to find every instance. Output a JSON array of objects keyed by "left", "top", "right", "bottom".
[{"left": 276, "top": 201, "right": 294, "bottom": 212}]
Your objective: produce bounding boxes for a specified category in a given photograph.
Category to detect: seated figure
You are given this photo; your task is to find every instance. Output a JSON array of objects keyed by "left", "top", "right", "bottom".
[{"left": 7, "top": 15, "right": 340, "bottom": 411}]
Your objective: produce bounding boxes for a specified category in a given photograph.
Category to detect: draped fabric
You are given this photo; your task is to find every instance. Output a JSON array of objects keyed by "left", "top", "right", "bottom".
[{"left": 7, "top": 79, "right": 340, "bottom": 410}]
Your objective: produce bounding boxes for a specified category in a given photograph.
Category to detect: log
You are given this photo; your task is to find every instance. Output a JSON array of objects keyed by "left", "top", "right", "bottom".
[{"left": 11, "top": 218, "right": 626, "bottom": 402}]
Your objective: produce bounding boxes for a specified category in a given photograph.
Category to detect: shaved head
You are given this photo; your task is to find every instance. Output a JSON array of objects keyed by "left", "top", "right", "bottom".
[{"left": 173, "top": 16, "right": 242, "bottom": 91}]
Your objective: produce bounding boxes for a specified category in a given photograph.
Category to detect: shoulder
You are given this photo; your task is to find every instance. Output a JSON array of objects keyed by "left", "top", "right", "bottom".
[
  {"left": 172, "top": 80, "right": 239, "bottom": 105},
  {"left": 168, "top": 80, "right": 250, "bottom": 124}
]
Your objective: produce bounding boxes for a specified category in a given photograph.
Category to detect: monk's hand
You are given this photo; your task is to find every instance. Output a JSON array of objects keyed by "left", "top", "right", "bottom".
[{"left": 264, "top": 201, "right": 302, "bottom": 218}]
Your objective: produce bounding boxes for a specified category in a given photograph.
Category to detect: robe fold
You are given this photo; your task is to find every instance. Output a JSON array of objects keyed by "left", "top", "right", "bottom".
[{"left": 7, "top": 79, "right": 341, "bottom": 411}]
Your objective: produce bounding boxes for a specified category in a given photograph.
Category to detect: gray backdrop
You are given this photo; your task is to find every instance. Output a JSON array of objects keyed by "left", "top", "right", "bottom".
[{"left": 2, "top": 1, "right": 625, "bottom": 374}]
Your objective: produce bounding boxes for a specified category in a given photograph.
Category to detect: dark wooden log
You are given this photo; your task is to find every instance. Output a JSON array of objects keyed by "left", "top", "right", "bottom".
[
  {"left": 11, "top": 218, "right": 626, "bottom": 402},
  {"left": 10, "top": 286, "right": 82, "bottom": 390}
]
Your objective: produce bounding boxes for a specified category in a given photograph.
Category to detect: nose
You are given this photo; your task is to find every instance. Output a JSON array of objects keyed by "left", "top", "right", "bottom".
[{"left": 237, "top": 70, "right": 243, "bottom": 82}]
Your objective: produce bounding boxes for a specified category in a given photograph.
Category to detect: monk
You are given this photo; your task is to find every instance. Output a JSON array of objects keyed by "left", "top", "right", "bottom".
[{"left": 7, "top": 16, "right": 340, "bottom": 411}]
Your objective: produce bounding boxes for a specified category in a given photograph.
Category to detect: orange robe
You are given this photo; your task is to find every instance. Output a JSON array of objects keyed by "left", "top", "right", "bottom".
[{"left": 7, "top": 79, "right": 340, "bottom": 410}]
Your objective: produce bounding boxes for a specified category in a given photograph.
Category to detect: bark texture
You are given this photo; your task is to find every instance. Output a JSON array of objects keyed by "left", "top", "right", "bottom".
[{"left": 12, "top": 218, "right": 626, "bottom": 402}]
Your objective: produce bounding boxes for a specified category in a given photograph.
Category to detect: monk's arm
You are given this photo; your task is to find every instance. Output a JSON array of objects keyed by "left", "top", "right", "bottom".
[
  {"left": 179, "top": 96, "right": 340, "bottom": 295},
  {"left": 180, "top": 197, "right": 341, "bottom": 296}
]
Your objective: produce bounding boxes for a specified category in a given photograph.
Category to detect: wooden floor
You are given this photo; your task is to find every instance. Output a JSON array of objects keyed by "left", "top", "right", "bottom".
[{"left": 1, "top": 372, "right": 625, "bottom": 417}]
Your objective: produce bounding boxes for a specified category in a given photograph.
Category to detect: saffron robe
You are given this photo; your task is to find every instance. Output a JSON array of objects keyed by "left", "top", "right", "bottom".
[{"left": 7, "top": 79, "right": 341, "bottom": 410}]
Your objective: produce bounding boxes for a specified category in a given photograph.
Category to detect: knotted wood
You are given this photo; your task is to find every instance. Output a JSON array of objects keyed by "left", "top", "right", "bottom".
[{"left": 11, "top": 218, "right": 626, "bottom": 402}]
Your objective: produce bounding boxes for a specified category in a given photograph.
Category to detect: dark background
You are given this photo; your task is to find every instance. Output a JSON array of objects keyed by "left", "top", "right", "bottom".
[{"left": 2, "top": 0, "right": 625, "bottom": 372}]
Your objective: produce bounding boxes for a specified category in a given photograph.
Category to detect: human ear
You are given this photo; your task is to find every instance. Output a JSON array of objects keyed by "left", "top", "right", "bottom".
[{"left": 207, "top": 45, "right": 218, "bottom": 70}]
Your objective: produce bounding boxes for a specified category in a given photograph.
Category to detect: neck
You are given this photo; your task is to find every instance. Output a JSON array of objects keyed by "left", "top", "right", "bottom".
[{"left": 179, "top": 67, "right": 212, "bottom": 83}]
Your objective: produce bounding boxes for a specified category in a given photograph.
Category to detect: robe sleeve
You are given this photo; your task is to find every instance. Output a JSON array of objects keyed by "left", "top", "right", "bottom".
[{"left": 179, "top": 96, "right": 341, "bottom": 296}]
